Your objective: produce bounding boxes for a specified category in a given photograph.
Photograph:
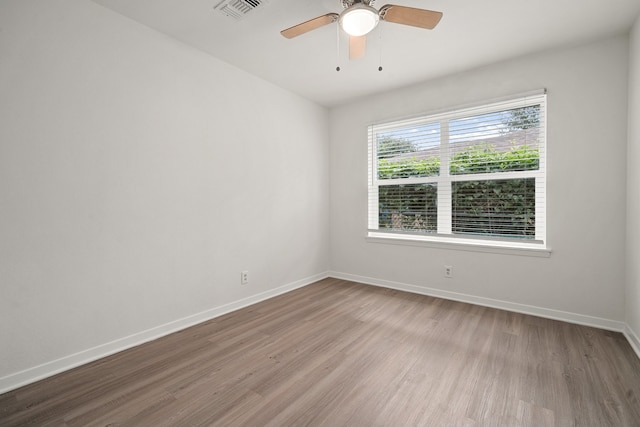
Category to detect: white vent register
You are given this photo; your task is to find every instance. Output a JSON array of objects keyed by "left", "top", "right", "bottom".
[{"left": 214, "top": 0, "right": 267, "bottom": 20}]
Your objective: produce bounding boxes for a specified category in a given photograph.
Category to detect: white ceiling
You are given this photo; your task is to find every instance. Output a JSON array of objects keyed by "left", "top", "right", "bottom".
[{"left": 92, "top": 0, "right": 640, "bottom": 107}]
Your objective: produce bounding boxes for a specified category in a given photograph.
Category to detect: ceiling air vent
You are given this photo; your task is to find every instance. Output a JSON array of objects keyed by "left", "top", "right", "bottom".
[{"left": 213, "top": 0, "right": 266, "bottom": 20}]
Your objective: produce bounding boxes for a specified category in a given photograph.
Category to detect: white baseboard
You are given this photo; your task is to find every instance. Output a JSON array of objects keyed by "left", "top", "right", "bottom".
[
  {"left": 0, "top": 272, "right": 329, "bottom": 394},
  {"left": 3, "top": 271, "right": 635, "bottom": 394},
  {"left": 329, "top": 271, "right": 627, "bottom": 332},
  {"left": 624, "top": 324, "right": 640, "bottom": 360}
]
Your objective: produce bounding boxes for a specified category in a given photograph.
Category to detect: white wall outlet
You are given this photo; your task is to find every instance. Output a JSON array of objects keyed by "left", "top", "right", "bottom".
[
  {"left": 444, "top": 265, "right": 453, "bottom": 278},
  {"left": 241, "top": 270, "right": 249, "bottom": 285}
]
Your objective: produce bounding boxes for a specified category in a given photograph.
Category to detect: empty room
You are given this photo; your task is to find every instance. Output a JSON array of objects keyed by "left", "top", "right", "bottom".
[{"left": 2, "top": 0, "right": 640, "bottom": 425}]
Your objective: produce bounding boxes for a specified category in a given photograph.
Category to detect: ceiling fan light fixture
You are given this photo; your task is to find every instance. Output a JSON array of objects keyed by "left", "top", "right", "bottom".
[{"left": 339, "top": 3, "right": 379, "bottom": 36}]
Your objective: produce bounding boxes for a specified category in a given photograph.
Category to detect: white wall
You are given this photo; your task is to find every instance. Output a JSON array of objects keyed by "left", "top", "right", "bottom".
[
  {"left": 0, "top": 0, "right": 329, "bottom": 390},
  {"left": 329, "top": 36, "right": 629, "bottom": 326},
  {"left": 627, "top": 16, "right": 640, "bottom": 351}
]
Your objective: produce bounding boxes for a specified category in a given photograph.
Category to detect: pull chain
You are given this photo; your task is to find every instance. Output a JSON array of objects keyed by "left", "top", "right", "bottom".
[
  {"left": 378, "top": 23, "right": 383, "bottom": 71},
  {"left": 336, "top": 24, "right": 341, "bottom": 72}
]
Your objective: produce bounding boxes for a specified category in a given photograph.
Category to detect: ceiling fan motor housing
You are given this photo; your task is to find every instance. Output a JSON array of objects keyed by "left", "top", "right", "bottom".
[{"left": 342, "top": 0, "right": 376, "bottom": 8}]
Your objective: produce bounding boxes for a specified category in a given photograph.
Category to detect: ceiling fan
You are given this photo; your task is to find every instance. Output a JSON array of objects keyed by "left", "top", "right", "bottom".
[{"left": 280, "top": 0, "right": 443, "bottom": 60}]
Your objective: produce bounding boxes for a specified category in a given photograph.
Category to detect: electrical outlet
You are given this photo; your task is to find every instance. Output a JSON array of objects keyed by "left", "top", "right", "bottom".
[
  {"left": 444, "top": 265, "right": 453, "bottom": 278},
  {"left": 241, "top": 270, "right": 249, "bottom": 285}
]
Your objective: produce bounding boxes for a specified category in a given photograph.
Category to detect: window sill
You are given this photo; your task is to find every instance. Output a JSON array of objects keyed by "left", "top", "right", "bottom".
[{"left": 366, "top": 232, "right": 551, "bottom": 257}]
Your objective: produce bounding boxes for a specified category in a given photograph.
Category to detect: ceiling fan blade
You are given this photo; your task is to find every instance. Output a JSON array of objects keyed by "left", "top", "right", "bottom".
[
  {"left": 379, "top": 5, "right": 442, "bottom": 29},
  {"left": 280, "top": 13, "right": 339, "bottom": 39},
  {"left": 349, "top": 35, "right": 366, "bottom": 59}
]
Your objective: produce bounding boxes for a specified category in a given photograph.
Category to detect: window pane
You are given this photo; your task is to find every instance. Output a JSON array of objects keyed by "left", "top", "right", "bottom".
[
  {"left": 450, "top": 105, "right": 541, "bottom": 175},
  {"left": 452, "top": 179, "right": 535, "bottom": 238},
  {"left": 379, "top": 184, "right": 437, "bottom": 232},
  {"left": 377, "top": 122, "right": 440, "bottom": 179}
]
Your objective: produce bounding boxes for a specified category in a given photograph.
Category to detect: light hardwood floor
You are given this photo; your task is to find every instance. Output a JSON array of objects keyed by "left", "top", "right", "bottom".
[{"left": 2, "top": 278, "right": 640, "bottom": 426}]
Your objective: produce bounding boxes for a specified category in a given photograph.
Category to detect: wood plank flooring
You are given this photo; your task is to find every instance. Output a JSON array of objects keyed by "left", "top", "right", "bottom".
[{"left": 2, "top": 278, "right": 640, "bottom": 426}]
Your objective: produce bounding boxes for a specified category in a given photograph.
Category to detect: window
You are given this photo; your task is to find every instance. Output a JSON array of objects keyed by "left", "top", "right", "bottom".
[{"left": 368, "top": 91, "right": 547, "bottom": 250}]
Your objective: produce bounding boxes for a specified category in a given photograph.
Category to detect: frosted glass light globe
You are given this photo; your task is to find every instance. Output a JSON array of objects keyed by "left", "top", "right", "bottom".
[{"left": 339, "top": 4, "right": 379, "bottom": 37}]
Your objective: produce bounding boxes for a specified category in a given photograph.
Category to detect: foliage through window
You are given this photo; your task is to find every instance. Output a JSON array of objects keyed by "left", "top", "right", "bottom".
[{"left": 368, "top": 92, "right": 546, "bottom": 246}]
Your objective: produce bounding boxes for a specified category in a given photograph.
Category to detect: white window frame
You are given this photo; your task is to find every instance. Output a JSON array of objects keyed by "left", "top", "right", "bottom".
[{"left": 367, "top": 91, "right": 549, "bottom": 256}]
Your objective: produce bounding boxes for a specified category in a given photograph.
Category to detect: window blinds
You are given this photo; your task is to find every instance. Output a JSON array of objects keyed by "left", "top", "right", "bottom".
[{"left": 368, "top": 90, "right": 546, "bottom": 245}]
